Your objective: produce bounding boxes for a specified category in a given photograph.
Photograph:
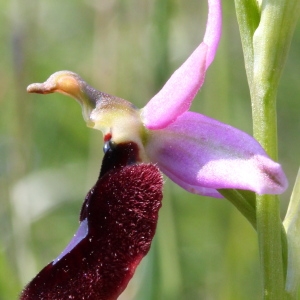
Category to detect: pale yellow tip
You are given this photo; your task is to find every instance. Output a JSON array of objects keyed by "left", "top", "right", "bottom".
[{"left": 27, "top": 81, "right": 56, "bottom": 94}]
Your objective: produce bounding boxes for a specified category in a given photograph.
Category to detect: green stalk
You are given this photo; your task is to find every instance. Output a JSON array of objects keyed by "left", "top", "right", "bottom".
[
  {"left": 235, "top": 0, "right": 300, "bottom": 298},
  {"left": 252, "top": 1, "right": 299, "bottom": 298},
  {"left": 256, "top": 195, "right": 285, "bottom": 299},
  {"left": 251, "top": 69, "right": 285, "bottom": 299}
]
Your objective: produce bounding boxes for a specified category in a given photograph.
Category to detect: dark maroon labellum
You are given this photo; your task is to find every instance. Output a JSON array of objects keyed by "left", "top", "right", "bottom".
[{"left": 20, "top": 142, "right": 163, "bottom": 300}]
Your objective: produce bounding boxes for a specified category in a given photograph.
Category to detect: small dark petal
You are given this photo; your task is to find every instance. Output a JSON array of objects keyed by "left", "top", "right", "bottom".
[{"left": 20, "top": 163, "right": 163, "bottom": 300}]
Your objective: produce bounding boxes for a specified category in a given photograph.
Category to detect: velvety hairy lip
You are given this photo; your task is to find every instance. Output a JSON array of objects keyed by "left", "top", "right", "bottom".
[{"left": 20, "top": 142, "right": 163, "bottom": 300}]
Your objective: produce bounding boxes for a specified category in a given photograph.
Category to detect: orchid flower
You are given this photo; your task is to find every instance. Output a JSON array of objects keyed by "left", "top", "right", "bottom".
[{"left": 27, "top": 0, "right": 287, "bottom": 198}]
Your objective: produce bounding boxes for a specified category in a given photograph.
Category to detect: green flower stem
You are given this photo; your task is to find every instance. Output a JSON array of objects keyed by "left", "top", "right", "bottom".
[
  {"left": 235, "top": 0, "right": 300, "bottom": 298},
  {"left": 252, "top": 1, "right": 299, "bottom": 298},
  {"left": 252, "top": 65, "right": 284, "bottom": 299},
  {"left": 256, "top": 195, "right": 285, "bottom": 299}
]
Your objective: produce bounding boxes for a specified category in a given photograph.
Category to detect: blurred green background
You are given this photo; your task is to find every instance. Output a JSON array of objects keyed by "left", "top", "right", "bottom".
[{"left": 0, "top": 0, "right": 299, "bottom": 299}]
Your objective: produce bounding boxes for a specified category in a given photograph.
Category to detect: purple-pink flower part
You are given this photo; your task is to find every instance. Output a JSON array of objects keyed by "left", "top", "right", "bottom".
[
  {"left": 141, "top": 0, "right": 221, "bottom": 130},
  {"left": 141, "top": 0, "right": 287, "bottom": 196},
  {"left": 146, "top": 112, "right": 288, "bottom": 198}
]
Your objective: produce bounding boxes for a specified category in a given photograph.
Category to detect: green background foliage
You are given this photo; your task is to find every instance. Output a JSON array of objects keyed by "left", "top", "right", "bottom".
[{"left": 0, "top": 0, "right": 299, "bottom": 299}]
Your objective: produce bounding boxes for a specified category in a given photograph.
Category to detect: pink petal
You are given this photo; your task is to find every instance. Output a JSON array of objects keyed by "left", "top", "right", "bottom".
[
  {"left": 142, "top": 43, "right": 208, "bottom": 130},
  {"left": 142, "top": 0, "right": 222, "bottom": 130},
  {"left": 204, "top": 0, "right": 222, "bottom": 68},
  {"left": 145, "top": 112, "right": 288, "bottom": 197}
]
